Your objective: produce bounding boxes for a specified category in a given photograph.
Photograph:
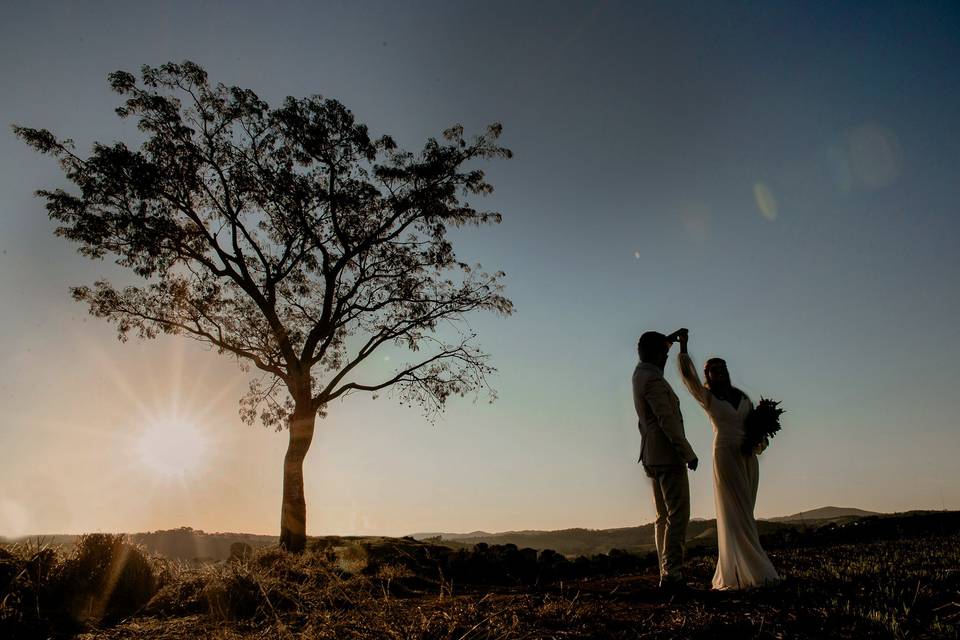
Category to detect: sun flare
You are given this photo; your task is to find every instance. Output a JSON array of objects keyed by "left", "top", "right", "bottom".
[{"left": 134, "top": 418, "right": 210, "bottom": 479}]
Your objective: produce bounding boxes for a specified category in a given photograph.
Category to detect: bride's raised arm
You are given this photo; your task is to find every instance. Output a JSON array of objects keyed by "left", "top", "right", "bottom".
[{"left": 677, "top": 332, "right": 712, "bottom": 410}]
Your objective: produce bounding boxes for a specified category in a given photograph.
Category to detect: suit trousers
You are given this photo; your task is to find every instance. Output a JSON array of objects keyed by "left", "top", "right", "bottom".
[{"left": 647, "top": 465, "right": 690, "bottom": 583}]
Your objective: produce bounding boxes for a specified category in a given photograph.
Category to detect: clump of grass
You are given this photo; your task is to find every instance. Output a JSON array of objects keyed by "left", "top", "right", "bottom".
[
  {"left": 1, "top": 538, "right": 71, "bottom": 639},
  {"left": 145, "top": 544, "right": 359, "bottom": 624},
  {"left": 0, "top": 534, "right": 159, "bottom": 638},
  {"left": 142, "top": 569, "right": 209, "bottom": 617},
  {"left": 1, "top": 544, "right": 36, "bottom": 638},
  {"left": 202, "top": 566, "right": 263, "bottom": 621},
  {"left": 125, "top": 544, "right": 603, "bottom": 638},
  {"left": 53, "top": 533, "right": 157, "bottom": 625}
]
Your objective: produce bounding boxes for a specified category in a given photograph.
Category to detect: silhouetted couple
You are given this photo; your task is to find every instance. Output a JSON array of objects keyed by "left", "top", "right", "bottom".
[{"left": 632, "top": 329, "right": 779, "bottom": 591}]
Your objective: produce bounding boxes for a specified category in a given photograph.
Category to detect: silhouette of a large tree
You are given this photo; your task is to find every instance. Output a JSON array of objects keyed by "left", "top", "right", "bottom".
[{"left": 15, "top": 61, "right": 513, "bottom": 552}]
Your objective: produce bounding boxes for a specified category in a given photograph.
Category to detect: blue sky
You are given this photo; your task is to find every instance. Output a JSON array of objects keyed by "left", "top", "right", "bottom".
[{"left": 1, "top": 1, "right": 958, "bottom": 536}]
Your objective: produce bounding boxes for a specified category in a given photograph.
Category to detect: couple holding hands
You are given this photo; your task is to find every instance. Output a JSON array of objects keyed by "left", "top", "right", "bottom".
[{"left": 632, "top": 328, "right": 780, "bottom": 591}]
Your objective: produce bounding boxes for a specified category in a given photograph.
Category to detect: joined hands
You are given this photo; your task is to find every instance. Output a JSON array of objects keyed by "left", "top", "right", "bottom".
[{"left": 667, "top": 328, "right": 689, "bottom": 353}]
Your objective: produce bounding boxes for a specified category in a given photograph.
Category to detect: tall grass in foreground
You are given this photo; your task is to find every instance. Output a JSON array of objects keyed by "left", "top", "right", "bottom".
[
  {"left": 0, "top": 533, "right": 158, "bottom": 636},
  {"left": 0, "top": 534, "right": 604, "bottom": 639},
  {"left": 1, "top": 524, "right": 958, "bottom": 639}
]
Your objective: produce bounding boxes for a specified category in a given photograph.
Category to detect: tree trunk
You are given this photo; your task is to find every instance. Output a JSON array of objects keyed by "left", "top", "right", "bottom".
[{"left": 279, "top": 398, "right": 316, "bottom": 553}]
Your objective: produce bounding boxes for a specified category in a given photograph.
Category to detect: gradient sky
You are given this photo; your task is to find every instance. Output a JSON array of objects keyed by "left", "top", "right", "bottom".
[{"left": 2, "top": 1, "right": 959, "bottom": 537}]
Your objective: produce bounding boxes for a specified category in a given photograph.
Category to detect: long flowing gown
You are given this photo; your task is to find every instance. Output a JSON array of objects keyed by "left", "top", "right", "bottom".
[{"left": 678, "top": 353, "right": 779, "bottom": 590}]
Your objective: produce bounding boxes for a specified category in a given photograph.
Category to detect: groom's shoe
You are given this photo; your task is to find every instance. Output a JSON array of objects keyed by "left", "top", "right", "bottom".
[
  {"left": 658, "top": 579, "right": 696, "bottom": 599},
  {"left": 658, "top": 574, "right": 685, "bottom": 588}
]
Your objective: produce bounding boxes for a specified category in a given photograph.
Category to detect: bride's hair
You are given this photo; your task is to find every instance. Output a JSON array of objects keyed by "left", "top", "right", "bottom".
[
  {"left": 704, "top": 357, "right": 750, "bottom": 401},
  {"left": 703, "top": 357, "right": 727, "bottom": 386}
]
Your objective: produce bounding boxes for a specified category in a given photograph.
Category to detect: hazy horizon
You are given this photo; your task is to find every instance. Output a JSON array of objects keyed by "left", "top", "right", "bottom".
[
  {"left": 2, "top": 1, "right": 959, "bottom": 538},
  {"left": 1, "top": 504, "right": 887, "bottom": 539}
]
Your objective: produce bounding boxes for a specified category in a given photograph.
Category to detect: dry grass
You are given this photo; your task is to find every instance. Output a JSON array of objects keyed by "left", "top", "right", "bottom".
[
  {"left": 0, "top": 533, "right": 158, "bottom": 637},
  {"left": 2, "top": 520, "right": 958, "bottom": 639}
]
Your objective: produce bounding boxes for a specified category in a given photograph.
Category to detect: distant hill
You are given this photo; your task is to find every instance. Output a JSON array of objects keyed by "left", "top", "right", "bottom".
[
  {"left": 767, "top": 506, "right": 880, "bottom": 523},
  {"left": 411, "top": 519, "right": 801, "bottom": 556},
  {"left": 2, "top": 528, "right": 278, "bottom": 562},
  {"left": 2, "top": 506, "right": 886, "bottom": 561},
  {"left": 410, "top": 507, "right": 884, "bottom": 556},
  {"left": 411, "top": 531, "right": 495, "bottom": 541}
]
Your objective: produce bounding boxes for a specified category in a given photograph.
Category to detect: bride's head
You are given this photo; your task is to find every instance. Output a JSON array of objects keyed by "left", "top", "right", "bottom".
[{"left": 704, "top": 358, "right": 731, "bottom": 389}]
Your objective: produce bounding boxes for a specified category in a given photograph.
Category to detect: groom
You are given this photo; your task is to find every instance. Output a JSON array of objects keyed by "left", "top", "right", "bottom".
[{"left": 632, "top": 330, "right": 699, "bottom": 589}]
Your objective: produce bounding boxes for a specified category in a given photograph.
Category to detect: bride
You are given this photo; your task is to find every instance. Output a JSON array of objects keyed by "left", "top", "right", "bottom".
[{"left": 674, "top": 329, "right": 779, "bottom": 590}]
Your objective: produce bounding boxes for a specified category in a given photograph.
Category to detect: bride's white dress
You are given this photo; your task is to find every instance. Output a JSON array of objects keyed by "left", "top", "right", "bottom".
[{"left": 678, "top": 353, "right": 779, "bottom": 590}]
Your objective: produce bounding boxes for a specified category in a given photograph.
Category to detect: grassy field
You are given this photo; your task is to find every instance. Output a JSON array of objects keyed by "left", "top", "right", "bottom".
[{"left": 1, "top": 513, "right": 958, "bottom": 639}]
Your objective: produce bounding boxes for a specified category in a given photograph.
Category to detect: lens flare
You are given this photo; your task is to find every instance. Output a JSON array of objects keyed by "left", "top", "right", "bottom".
[
  {"left": 826, "top": 123, "right": 902, "bottom": 192},
  {"left": 753, "top": 182, "right": 778, "bottom": 221},
  {"left": 847, "top": 124, "right": 901, "bottom": 190}
]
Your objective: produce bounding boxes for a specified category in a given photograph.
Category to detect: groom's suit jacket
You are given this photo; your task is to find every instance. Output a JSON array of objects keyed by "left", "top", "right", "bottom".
[{"left": 632, "top": 361, "right": 697, "bottom": 469}]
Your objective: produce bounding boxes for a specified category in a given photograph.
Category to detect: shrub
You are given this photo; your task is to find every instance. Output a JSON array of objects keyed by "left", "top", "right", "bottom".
[{"left": 52, "top": 533, "right": 157, "bottom": 624}]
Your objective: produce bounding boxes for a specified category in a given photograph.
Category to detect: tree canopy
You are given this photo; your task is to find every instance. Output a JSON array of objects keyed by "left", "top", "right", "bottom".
[{"left": 15, "top": 61, "right": 514, "bottom": 428}]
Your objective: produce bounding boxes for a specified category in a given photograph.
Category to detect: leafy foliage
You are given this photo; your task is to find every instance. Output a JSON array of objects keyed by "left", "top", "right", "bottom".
[{"left": 14, "top": 60, "right": 513, "bottom": 428}]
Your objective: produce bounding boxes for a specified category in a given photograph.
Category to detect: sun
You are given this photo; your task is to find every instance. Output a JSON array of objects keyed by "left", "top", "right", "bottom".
[{"left": 134, "top": 418, "right": 211, "bottom": 479}]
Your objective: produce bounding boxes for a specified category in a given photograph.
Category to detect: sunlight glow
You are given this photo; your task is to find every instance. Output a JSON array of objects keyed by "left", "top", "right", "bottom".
[
  {"left": 0, "top": 497, "right": 30, "bottom": 538},
  {"left": 134, "top": 418, "right": 211, "bottom": 479}
]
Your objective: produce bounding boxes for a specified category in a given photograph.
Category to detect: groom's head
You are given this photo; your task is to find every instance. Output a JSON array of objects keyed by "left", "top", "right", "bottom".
[{"left": 638, "top": 331, "right": 670, "bottom": 368}]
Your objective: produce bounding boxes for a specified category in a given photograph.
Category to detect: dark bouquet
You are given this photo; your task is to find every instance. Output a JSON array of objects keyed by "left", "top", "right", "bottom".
[{"left": 742, "top": 398, "right": 785, "bottom": 455}]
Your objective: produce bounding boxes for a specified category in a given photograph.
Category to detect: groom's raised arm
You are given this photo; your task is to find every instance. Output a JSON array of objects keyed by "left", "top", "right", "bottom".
[{"left": 644, "top": 377, "right": 697, "bottom": 464}]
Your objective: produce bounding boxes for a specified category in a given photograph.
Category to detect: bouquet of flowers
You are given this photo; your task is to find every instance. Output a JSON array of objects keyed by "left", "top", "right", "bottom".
[{"left": 742, "top": 397, "right": 785, "bottom": 455}]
